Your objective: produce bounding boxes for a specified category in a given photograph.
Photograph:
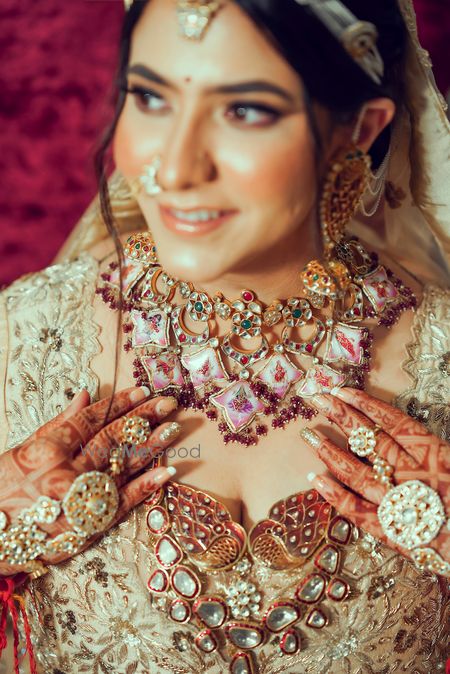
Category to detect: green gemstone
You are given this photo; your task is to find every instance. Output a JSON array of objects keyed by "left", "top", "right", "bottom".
[
  {"left": 135, "top": 242, "right": 141, "bottom": 249},
  {"left": 313, "top": 274, "right": 319, "bottom": 281},
  {"left": 194, "top": 301, "right": 203, "bottom": 312},
  {"left": 292, "top": 309, "right": 302, "bottom": 318},
  {"left": 241, "top": 319, "right": 252, "bottom": 330}
]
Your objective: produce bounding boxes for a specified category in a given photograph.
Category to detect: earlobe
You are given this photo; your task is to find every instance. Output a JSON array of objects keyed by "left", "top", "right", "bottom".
[{"left": 354, "top": 98, "right": 396, "bottom": 152}]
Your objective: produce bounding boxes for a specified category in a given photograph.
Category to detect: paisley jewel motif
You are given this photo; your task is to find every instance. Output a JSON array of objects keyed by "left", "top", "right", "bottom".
[
  {"left": 296, "top": 364, "right": 347, "bottom": 397},
  {"left": 249, "top": 489, "right": 333, "bottom": 569},
  {"left": 140, "top": 352, "right": 185, "bottom": 392},
  {"left": 180, "top": 344, "right": 229, "bottom": 389},
  {"left": 165, "top": 482, "right": 246, "bottom": 569},
  {"left": 360, "top": 265, "right": 399, "bottom": 312},
  {"left": 209, "top": 380, "right": 266, "bottom": 432},
  {"left": 324, "top": 322, "right": 368, "bottom": 365},
  {"left": 254, "top": 352, "right": 303, "bottom": 400},
  {"left": 131, "top": 308, "right": 170, "bottom": 348},
  {"left": 171, "top": 304, "right": 211, "bottom": 346}
]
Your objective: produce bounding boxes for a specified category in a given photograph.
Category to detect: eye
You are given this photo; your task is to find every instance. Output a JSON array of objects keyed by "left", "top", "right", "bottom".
[
  {"left": 225, "top": 103, "right": 281, "bottom": 127},
  {"left": 121, "top": 85, "right": 168, "bottom": 112}
]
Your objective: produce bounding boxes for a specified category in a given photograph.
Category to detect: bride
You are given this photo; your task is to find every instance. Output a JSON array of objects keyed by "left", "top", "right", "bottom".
[{"left": 0, "top": 1, "right": 448, "bottom": 672}]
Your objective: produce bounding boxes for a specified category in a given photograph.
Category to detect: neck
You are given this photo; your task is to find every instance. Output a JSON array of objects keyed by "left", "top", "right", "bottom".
[{"left": 186, "top": 212, "right": 322, "bottom": 305}]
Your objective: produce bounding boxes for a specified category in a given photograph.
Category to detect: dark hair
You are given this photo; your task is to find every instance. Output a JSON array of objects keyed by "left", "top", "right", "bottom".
[{"left": 93, "top": 0, "right": 407, "bottom": 421}]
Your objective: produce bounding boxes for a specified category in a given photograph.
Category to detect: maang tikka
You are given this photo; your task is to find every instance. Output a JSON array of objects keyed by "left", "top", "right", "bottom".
[{"left": 123, "top": 1, "right": 223, "bottom": 41}]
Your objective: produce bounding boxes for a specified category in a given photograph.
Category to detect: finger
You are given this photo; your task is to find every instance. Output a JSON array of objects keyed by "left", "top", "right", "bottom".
[
  {"left": 72, "top": 397, "right": 180, "bottom": 472},
  {"left": 115, "top": 465, "right": 177, "bottom": 521},
  {"left": 25, "top": 390, "right": 91, "bottom": 444},
  {"left": 300, "top": 427, "right": 387, "bottom": 504},
  {"left": 312, "top": 393, "right": 415, "bottom": 470},
  {"left": 331, "top": 388, "right": 429, "bottom": 464},
  {"left": 305, "top": 472, "right": 404, "bottom": 555},
  {"left": 43, "top": 386, "right": 155, "bottom": 452}
]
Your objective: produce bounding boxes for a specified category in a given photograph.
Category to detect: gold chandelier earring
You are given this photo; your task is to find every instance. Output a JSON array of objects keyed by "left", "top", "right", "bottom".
[{"left": 320, "top": 144, "right": 372, "bottom": 258}]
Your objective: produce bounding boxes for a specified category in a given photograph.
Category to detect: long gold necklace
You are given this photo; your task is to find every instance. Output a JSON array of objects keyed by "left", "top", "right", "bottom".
[{"left": 96, "top": 231, "right": 415, "bottom": 446}]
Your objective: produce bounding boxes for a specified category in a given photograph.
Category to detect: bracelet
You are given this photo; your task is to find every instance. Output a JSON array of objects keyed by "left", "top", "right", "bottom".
[
  {"left": 0, "top": 471, "right": 119, "bottom": 570},
  {"left": 410, "top": 547, "right": 450, "bottom": 578}
]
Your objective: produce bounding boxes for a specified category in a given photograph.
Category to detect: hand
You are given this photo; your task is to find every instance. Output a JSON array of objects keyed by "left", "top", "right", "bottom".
[
  {"left": 0, "top": 386, "right": 181, "bottom": 575},
  {"left": 301, "top": 387, "right": 449, "bottom": 566}
]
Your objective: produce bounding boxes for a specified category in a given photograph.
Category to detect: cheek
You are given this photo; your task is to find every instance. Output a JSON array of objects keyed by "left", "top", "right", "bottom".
[
  {"left": 219, "top": 119, "right": 317, "bottom": 214},
  {"left": 113, "top": 107, "right": 159, "bottom": 176}
]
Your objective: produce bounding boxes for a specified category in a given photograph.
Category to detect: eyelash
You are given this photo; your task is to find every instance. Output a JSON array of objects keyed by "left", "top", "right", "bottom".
[{"left": 120, "top": 85, "right": 281, "bottom": 127}]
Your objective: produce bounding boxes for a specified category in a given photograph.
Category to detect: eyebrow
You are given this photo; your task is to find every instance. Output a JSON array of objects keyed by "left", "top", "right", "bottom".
[{"left": 125, "top": 64, "right": 296, "bottom": 104}]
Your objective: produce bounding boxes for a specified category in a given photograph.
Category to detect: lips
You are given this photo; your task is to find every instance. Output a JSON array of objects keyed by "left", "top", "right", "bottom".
[{"left": 159, "top": 204, "right": 238, "bottom": 236}]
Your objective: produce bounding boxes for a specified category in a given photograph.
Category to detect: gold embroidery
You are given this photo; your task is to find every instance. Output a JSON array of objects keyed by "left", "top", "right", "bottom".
[
  {"left": 0, "top": 263, "right": 448, "bottom": 672},
  {"left": 395, "top": 285, "right": 450, "bottom": 440}
]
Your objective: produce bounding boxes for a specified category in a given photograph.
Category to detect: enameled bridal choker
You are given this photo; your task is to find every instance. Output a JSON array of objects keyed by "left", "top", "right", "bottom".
[{"left": 96, "top": 232, "right": 416, "bottom": 446}]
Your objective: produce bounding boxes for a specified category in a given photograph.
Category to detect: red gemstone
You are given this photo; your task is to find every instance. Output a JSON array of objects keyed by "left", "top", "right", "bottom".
[
  {"left": 179, "top": 334, "right": 186, "bottom": 342},
  {"left": 353, "top": 307, "right": 361, "bottom": 316},
  {"left": 241, "top": 356, "right": 249, "bottom": 364},
  {"left": 305, "top": 344, "right": 313, "bottom": 353},
  {"left": 242, "top": 291, "right": 254, "bottom": 302}
]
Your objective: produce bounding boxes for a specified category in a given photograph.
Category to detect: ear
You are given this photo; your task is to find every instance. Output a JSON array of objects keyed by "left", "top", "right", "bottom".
[{"left": 353, "top": 98, "right": 396, "bottom": 151}]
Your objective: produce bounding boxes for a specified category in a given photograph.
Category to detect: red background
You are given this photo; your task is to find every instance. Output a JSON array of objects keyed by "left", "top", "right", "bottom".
[{"left": 0, "top": 0, "right": 449, "bottom": 288}]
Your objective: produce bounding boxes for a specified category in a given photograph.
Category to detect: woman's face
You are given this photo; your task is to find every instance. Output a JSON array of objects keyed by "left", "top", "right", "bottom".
[{"left": 114, "top": 0, "right": 338, "bottom": 284}]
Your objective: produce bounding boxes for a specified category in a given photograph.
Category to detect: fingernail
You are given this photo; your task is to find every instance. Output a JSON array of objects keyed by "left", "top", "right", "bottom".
[
  {"left": 156, "top": 396, "right": 178, "bottom": 417},
  {"left": 152, "top": 465, "right": 177, "bottom": 484},
  {"left": 306, "top": 471, "right": 316, "bottom": 482},
  {"left": 311, "top": 395, "right": 330, "bottom": 411},
  {"left": 130, "top": 386, "right": 150, "bottom": 403},
  {"left": 70, "top": 389, "right": 85, "bottom": 404},
  {"left": 159, "top": 421, "right": 181, "bottom": 442},
  {"left": 330, "top": 386, "right": 349, "bottom": 400},
  {"left": 299, "top": 427, "right": 322, "bottom": 449}
]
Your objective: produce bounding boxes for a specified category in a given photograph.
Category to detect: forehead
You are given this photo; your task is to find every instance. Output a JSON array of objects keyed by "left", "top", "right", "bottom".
[{"left": 130, "top": 0, "right": 301, "bottom": 92}]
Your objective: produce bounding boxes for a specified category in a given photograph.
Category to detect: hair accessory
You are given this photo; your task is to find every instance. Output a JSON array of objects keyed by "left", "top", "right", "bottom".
[
  {"left": 293, "top": 0, "right": 384, "bottom": 84},
  {"left": 123, "top": 1, "right": 223, "bottom": 40},
  {"left": 377, "top": 480, "right": 447, "bottom": 550},
  {"left": 320, "top": 144, "right": 372, "bottom": 258},
  {"left": 176, "top": 1, "right": 223, "bottom": 40}
]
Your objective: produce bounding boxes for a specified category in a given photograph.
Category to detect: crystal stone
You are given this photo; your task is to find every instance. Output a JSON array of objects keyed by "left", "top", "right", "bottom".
[
  {"left": 195, "top": 629, "right": 218, "bottom": 653},
  {"left": 230, "top": 652, "right": 255, "bottom": 674},
  {"left": 280, "top": 628, "right": 301, "bottom": 654},
  {"left": 327, "top": 578, "right": 349, "bottom": 601},
  {"left": 169, "top": 599, "right": 190, "bottom": 623},
  {"left": 225, "top": 624, "right": 264, "bottom": 650},
  {"left": 315, "top": 545, "right": 339, "bottom": 574},
  {"left": 328, "top": 516, "right": 352, "bottom": 545},
  {"left": 155, "top": 535, "right": 183, "bottom": 568},
  {"left": 147, "top": 506, "right": 169, "bottom": 534},
  {"left": 306, "top": 608, "right": 327, "bottom": 629},
  {"left": 147, "top": 569, "right": 168, "bottom": 593},
  {"left": 171, "top": 566, "right": 200, "bottom": 599},
  {"left": 194, "top": 597, "right": 227, "bottom": 628},
  {"left": 295, "top": 574, "right": 326, "bottom": 603},
  {"left": 264, "top": 602, "right": 300, "bottom": 633}
]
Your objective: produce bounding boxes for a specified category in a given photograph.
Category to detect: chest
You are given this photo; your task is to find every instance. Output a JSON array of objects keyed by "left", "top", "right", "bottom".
[{"left": 90, "top": 289, "right": 415, "bottom": 530}]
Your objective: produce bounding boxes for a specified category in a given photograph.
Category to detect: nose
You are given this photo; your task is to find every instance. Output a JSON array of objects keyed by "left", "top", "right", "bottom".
[{"left": 156, "top": 112, "right": 217, "bottom": 191}]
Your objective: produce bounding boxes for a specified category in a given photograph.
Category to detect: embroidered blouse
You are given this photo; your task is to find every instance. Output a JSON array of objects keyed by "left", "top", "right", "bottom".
[{"left": 0, "top": 253, "right": 448, "bottom": 674}]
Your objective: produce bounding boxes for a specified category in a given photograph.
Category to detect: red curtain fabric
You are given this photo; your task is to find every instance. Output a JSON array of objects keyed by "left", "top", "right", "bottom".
[
  {"left": 0, "top": 1, "right": 449, "bottom": 287},
  {"left": 0, "top": 0, "right": 123, "bottom": 287}
]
